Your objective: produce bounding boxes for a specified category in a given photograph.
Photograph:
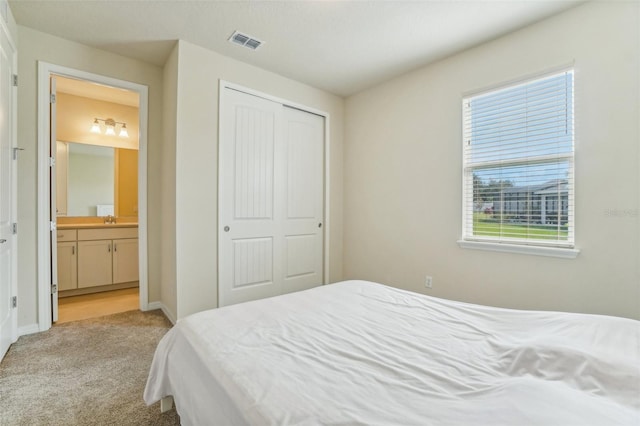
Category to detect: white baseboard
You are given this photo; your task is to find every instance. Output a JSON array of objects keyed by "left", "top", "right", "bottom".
[
  {"left": 146, "top": 301, "right": 177, "bottom": 325},
  {"left": 18, "top": 324, "right": 41, "bottom": 337}
]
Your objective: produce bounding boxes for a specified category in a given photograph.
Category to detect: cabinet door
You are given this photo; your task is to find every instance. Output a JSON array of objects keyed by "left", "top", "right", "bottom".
[
  {"left": 78, "top": 240, "right": 113, "bottom": 288},
  {"left": 57, "top": 242, "right": 77, "bottom": 291},
  {"left": 113, "top": 238, "right": 138, "bottom": 284}
]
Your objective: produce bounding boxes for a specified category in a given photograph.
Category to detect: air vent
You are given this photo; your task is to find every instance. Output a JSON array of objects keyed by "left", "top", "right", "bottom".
[{"left": 229, "top": 31, "right": 263, "bottom": 50}]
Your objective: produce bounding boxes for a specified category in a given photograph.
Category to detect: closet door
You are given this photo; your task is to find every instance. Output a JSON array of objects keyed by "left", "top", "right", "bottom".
[
  {"left": 219, "top": 89, "right": 284, "bottom": 307},
  {"left": 281, "top": 107, "right": 324, "bottom": 295},
  {"left": 219, "top": 89, "right": 324, "bottom": 307}
]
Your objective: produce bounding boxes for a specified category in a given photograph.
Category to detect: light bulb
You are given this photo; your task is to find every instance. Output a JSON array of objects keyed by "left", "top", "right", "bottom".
[
  {"left": 90, "top": 119, "right": 101, "bottom": 133},
  {"left": 104, "top": 118, "right": 116, "bottom": 136},
  {"left": 119, "top": 123, "right": 129, "bottom": 138}
]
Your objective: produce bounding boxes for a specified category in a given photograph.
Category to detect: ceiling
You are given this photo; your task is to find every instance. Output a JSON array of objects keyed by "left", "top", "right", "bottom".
[{"left": 9, "top": 0, "right": 583, "bottom": 97}]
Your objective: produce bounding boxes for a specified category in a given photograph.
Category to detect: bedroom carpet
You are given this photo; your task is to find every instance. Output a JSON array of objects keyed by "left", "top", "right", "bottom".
[{"left": 0, "top": 309, "right": 180, "bottom": 426}]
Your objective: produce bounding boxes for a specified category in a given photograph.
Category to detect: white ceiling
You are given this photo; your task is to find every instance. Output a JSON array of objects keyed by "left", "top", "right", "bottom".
[{"left": 9, "top": 0, "right": 583, "bottom": 97}]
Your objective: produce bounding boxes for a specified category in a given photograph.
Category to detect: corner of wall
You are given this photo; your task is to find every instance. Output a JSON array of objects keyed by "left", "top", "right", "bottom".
[{"left": 158, "top": 40, "right": 179, "bottom": 318}]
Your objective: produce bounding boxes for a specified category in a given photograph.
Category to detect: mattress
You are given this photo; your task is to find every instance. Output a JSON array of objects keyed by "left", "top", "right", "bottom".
[{"left": 144, "top": 280, "right": 640, "bottom": 425}]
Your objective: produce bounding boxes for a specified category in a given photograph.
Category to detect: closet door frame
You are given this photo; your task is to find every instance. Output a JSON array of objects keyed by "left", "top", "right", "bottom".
[{"left": 218, "top": 80, "right": 331, "bottom": 306}]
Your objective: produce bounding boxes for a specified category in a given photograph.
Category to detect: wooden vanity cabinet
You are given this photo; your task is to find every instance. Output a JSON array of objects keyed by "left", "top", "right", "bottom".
[
  {"left": 112, "top": 238, "right": 139, "bottom": 284},
  {"left": 77, "top": 239, "right": 113, "bottom": 288},
  {"left": 57, "top": 226, "right": 139, "bottom": 294},
  {"left": 56, "top": 229, "right": 77, "bottom": 291}
]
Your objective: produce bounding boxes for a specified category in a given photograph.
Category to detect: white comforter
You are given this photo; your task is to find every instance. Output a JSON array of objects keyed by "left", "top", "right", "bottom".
[{"left": 145, "top": 280, "right": 640, "bottom": 425}]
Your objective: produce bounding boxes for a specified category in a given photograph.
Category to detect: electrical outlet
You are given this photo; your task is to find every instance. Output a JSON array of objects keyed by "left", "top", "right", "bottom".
[{"left": 425, "top": 276, "right": 433, "bottom": 289}]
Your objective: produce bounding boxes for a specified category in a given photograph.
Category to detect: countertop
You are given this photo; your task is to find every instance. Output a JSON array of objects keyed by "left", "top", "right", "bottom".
[{"left": 57, "top": 223, "right": 138, "bottom": 230}]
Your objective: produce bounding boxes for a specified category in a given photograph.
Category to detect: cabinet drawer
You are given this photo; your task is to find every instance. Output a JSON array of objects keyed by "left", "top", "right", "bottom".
[
  {"left": 78, "top": 227, "right": 138, "bottom": 241},
  {"left": 56, "top": 229, "right": 77, "bottom": 242}
]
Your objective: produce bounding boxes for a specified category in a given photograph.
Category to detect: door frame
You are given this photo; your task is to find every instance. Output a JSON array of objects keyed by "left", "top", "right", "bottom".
[
  {"left": 36, "top": 62, "right": 149, "bottom": 331},
  {"left": 0, "top": 11, "right": 18, "bottom": 356},
  {"left": 217, "top": 80, "right": 331, "bottom": 302}
]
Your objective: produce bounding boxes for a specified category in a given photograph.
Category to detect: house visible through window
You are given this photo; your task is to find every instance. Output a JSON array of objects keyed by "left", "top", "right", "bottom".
[{"left": 462, "top": 70, "right": 574, "bottom": 249}]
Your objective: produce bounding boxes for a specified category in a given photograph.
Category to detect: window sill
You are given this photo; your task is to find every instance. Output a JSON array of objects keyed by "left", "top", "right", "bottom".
[{"left": 457, "top": 240, "right": 580, "bottom": 259}]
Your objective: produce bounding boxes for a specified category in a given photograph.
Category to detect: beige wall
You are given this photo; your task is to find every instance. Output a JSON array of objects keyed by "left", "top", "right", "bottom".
[
  {"left": 344, "top": 2, "right": 640, "bottom": 319},
  {"left": 168, "top": 40, "right": 344, "bottom": 319},
  {"left": 56, "top": 92, "right": 139, "bottom": 150},
  {"left": 160, "top": 43, "right": 178, "bottom": 319},
  {"left": 16, "top": 27, "right": 164, "bottom": 329}
]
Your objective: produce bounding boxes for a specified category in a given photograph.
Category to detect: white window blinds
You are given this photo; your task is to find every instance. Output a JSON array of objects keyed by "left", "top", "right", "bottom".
[{"left": 462, "top": 70, "right": 574, "bottom": 248}]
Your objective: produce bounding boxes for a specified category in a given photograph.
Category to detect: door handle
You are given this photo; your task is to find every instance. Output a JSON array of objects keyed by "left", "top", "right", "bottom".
[{"left": 0, "top": 239, "right": 6, "bottom": 243}]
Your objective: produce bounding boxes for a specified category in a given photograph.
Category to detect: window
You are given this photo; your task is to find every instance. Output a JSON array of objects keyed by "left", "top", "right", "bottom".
[{"left": 461, "top": 70, "right": 575, "bottom": 254}]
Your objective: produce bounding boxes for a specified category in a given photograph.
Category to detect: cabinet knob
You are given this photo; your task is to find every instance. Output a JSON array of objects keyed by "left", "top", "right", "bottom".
[{"left": 224, "top": 226, "right": 230, "bottom": 232}]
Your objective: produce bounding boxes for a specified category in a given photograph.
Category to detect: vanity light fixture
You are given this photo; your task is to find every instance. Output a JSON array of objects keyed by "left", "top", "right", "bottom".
[{"left": 90, "top": 117, "right": 129, "bottom": 138}]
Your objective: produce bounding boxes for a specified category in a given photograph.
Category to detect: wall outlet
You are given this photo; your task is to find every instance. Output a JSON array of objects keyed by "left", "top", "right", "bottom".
[{"left": 425, "top": 276, "right": 433, "bottom": 289}]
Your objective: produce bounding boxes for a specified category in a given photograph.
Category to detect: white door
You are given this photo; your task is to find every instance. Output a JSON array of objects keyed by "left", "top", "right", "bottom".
[
  {"left": 50, "top": 76, "right": 59, "bottom": 322},
  {"left": 0, "top": 24, "right": 16, "bottom": 360},
  {"left": 281, "top": 106, "right": 324, "bottom": 294},
  {"left": 219, "top": 88, "right": 324, "bottom": 307},
  {"left": 55, "top": 141, "right": 68, "bottom": 216}
]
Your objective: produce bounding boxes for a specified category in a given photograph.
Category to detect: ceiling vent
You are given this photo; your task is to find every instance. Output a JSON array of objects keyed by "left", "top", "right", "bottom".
[{"left": 228, "top": 31, "right": 263, "bottom": 50}]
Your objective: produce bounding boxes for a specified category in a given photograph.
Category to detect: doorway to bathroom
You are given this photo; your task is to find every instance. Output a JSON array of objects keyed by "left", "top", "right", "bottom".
[{"left": 37, "top": 63, "right": 149, "bottom": 330}]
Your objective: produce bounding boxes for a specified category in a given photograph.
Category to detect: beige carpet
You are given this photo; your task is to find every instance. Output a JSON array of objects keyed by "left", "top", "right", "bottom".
[{"left": 0, "top": 309, "right": 180, "bottom": 426}]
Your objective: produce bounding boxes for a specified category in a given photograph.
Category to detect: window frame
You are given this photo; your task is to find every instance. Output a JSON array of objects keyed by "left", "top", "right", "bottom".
[{"left": 458, "top": 69, "right": 579, "bottom": 259}]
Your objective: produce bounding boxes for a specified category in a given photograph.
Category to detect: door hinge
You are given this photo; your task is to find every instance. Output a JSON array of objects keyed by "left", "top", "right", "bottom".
[
  {"left": 12, "top": 74, "right": 17, "bottom": 87},
  {"left": 11, "top": 296, "right": 16, "bottom": 308},
  {"left": 12, "top": 147, "right": 24, "bottom": 160},
  {"left": 51, "top": 284, "right": 57, "bottom": 294},
  {"left": 11, "top": 223, "right": 17, "bottom": 234},
  {"left": 50, "top": 93, "right": 56, "bottom": 104},
  {"left": 49, "top": 156, "right": 55, "bottom": 167},
  {"left": 50, "top": 221, "right": 56, "bottom": 231}
]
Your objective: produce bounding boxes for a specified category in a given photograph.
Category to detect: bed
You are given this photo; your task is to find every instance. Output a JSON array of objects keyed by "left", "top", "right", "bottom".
[{"left": 144, "top": 280, "right": 640, "bottom": 425}]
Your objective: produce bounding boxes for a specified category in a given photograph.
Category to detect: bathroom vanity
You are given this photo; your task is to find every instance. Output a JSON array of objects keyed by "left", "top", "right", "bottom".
[{"left": 56, "top": 223, "right": 139, "bottom": 297}]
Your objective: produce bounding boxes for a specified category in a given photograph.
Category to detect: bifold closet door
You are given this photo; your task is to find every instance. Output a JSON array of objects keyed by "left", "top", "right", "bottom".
[{"left": 219, "top": 88, "right": 324, "bottom": 307}]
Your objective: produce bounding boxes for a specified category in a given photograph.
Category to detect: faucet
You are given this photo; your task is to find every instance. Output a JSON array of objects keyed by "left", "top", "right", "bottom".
[{"left": 104, "top": 215, "right": 116, "bottom": 224}]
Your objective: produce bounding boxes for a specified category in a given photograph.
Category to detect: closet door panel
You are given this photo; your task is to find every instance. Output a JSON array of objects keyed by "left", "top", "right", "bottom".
[
  {"left": 281, "top": 107, "right": 324, "bottom": 295},
  {"left": 219, "top": 89, "right": 283, "bottom": 307}
]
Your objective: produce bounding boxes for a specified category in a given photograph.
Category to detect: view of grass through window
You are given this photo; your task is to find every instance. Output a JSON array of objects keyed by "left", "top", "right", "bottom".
[
  {"left": 473, "top": 212, "right": 568, "bottom": 240},
  {"left": 462, "top": 70, "right": 574, "bottom": 246}
]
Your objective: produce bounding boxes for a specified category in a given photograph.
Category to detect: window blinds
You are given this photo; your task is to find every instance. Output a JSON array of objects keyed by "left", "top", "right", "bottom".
[{"left": 462, "top": 70, "right": 574, "bottom": 247}]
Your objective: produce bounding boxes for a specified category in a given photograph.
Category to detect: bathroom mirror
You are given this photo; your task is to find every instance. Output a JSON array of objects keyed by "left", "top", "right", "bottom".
[{"left": 56, "top": 141, "right": 138, "bottom": 218}]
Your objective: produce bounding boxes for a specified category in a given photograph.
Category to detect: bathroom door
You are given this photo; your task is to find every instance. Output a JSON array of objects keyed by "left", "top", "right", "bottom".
[
  {"left": 218, "top": 88, "right": 324, "bottom": 307},
  {"left": 0, "top": 22, "right": 16, "bottom": 361},
  {"left": 49, "top": 76, "right": 59, "bottom": 322}
]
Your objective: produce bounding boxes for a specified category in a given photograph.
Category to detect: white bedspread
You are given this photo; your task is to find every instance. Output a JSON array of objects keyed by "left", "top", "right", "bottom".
[{"left": 144, "top": 280, "right": 640, "bottom": 425}]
